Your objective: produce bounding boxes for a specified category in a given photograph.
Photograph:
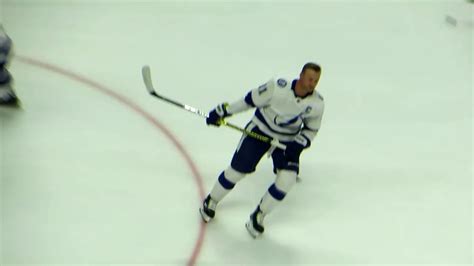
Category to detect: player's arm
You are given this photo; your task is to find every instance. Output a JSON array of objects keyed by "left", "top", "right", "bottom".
[
  {"left": 206, "top": 79, "right": 275, "bottom": 126},
  {"left": 284, "top": 104, "right": 324, "bottom": 161},
  {"left": 225, "top": 79, "right": 275, "bottom": 114},
  {"left": 301, "top": 107, "right": 324, "bottom": 145}
]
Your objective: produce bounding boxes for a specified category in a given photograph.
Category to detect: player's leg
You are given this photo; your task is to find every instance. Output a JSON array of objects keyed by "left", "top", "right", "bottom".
[
  {"left": 200, "top": 166, "right": 246, "bottom": 222},
  {"left": 0, "top": 28, "right": 17, "bottom": 106},
  {"left": 0, "top": 68, "right": 17, "bottom": 106},
  {"left": 246, "top": 148, "right": 298, "bottom": 237},
  {"left": 200, "top": 123, "right": 271, "bottom": 222}
]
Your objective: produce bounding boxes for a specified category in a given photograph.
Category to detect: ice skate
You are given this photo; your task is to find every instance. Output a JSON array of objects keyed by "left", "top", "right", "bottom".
[
  {"left": 199, "top": 194, "right": 217, "bottom": 223},
  {"left": 0, "top": 85, "right": 19, "bottom": 107},
  {"left": 246, "top": 205, "right": 265, "bottom": 238}
]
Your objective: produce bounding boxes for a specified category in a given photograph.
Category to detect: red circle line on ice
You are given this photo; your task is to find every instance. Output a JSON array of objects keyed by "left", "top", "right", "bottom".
[{"left": 16, "top": 55, "right": 206, "bottom": 266}]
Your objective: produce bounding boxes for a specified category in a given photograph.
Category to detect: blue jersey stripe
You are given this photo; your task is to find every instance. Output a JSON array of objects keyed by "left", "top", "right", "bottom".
[
  {"left": 255, "top": 109, "right": 300, "bottom": 136},
  {"left": 244, "top": 91, "right": 255, "bottom": 107}
]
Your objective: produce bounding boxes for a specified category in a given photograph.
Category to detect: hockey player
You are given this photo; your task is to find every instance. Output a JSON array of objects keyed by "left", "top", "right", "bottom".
[
  {"left": 0, "top": 26, "right": 18, "bottom": 106},
  {"left": 200, "top": 62, "right": 325, "bottom": 238}
]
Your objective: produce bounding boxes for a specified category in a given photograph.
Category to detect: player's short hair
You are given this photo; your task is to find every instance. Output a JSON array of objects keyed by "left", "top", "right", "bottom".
[{"left": 301, "top": 62, "right": 321, "bottom": 74}]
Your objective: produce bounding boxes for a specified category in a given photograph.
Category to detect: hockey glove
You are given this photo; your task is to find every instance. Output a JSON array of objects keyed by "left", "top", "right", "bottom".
[
  {"left": 285, "top": 134, "right": 311, "bottom": 162},
  {"left": 206, "top": 103, "right": 231, "bottom": 127}
]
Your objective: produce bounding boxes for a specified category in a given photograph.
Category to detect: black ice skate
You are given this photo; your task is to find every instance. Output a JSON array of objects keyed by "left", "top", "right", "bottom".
[
  {"left": 0, "top": 90, "right": 19, "bottom": 107},
  {"left": 0, "top": 84, "right": 19, "bottom": 107},
  {"left": 199, "top": 195, "right": 217, "bottom": 223},
  {"left": 246, "top": 205, "right": 265, "bottom": 238}
]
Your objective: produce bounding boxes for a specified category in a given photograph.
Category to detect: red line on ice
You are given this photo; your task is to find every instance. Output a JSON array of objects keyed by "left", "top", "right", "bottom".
[{"left": 16, "top": 55, "right": 206, "bottom": 266}]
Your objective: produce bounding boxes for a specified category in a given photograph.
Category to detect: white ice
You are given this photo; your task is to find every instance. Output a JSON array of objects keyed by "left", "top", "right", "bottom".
[{"left": 0, "top": 0, "right": 472, "bottom": 265}]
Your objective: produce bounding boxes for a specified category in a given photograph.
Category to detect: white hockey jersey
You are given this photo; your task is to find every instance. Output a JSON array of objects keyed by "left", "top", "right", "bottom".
[{"left": 226, "top": 78, "right": 325, "bottom": 143}]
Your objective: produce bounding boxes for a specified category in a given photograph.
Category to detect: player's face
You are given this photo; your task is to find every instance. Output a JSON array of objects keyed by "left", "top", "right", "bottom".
[{"left": 300, "top": 69, "right": 321, "bottom": 93}]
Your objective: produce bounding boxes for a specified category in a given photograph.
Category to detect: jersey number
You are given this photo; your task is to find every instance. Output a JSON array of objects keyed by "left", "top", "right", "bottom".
[{"left": 258, "top": 84, "right": 268, "bottom": 95}]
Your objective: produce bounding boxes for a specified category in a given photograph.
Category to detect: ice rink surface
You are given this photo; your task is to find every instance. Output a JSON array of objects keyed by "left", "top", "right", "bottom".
[{"left": 0, "top": 0, "right": 472, "bottom": 265}]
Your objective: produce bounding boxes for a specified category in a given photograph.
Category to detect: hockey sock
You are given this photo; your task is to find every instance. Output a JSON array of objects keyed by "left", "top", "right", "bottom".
[
  {"left": 210, "top": 166, "right": 245, "bottom": 202},
  {"left": 260, "top": 170, "right": 297, "bottom": 214}
]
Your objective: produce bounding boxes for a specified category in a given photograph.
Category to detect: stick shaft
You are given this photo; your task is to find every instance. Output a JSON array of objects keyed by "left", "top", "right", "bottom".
[{"left": 142, "top": 65, "right": 286, "bottom": 150}]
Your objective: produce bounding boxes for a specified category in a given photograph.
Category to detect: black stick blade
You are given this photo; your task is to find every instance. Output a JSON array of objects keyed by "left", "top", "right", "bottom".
[{"left": 142, "top": 65, "right": 155, "bottom": 94}]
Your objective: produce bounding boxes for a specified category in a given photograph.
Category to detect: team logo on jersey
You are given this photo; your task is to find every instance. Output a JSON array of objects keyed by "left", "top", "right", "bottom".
[
  {"left": 277, "top": 79, "right": 287, "bottom": 88},
  {"left": 273, "top": 114, "right": 301, "bottom": 127},
  {"left": 305, "top": 106, "right": 312, "bottom": 114}
]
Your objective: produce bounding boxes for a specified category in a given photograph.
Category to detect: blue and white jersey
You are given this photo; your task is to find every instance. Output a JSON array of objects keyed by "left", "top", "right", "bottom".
[{"left": 226, "top": 78, "right": 325, "bottom": 143}]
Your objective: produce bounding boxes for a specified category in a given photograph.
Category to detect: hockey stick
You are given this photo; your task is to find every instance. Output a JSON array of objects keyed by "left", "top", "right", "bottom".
[{"left": 142, "top": 65, "right": 286, "bottom": 150}]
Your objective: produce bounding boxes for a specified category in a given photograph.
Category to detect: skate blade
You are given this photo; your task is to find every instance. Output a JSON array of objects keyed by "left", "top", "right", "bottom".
[
  {"left": 199, "top": 208, "right": 211, "bottom": 223},
  {"left": 245, "top": 221, "right": 261, "bottom": 238}
]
